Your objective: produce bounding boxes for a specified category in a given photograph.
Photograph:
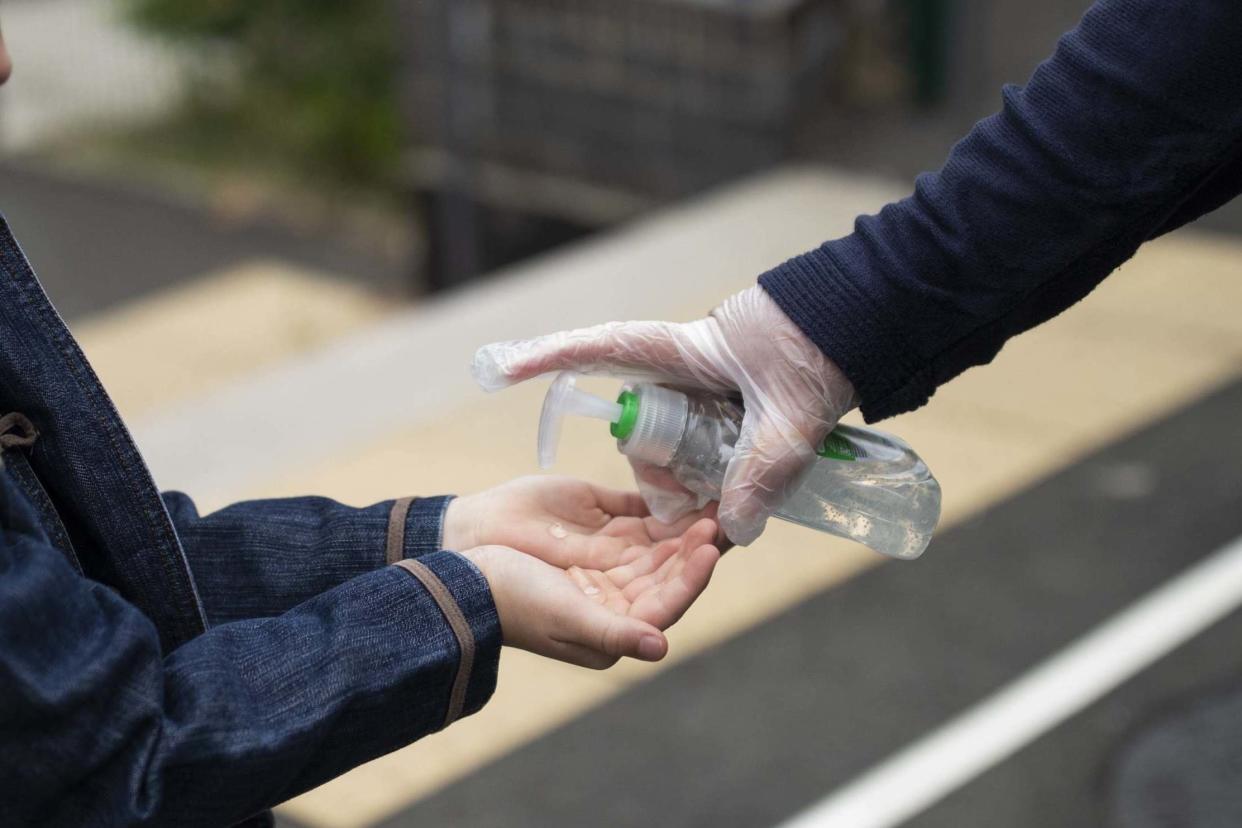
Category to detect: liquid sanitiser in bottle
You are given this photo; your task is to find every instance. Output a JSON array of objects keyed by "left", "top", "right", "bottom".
[{"left": 538, "top": 372, "right": 942, "bottom": 559}]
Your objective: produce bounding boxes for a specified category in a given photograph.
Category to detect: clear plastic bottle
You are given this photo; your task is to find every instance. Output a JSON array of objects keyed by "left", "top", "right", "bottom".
[{"left": 539, "top": 372, "right": 942, "bottom": 559}]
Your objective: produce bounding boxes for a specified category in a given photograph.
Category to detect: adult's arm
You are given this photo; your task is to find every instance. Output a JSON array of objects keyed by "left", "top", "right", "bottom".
[
  {"left": 760, "top": 0, "right": 1242, "bottom": 420},
  {"left": 163, "top": 491, "right": 453, "bottom": 624},
  {"left": 1, "top": 481, "right": 498, "bottom": 827}
]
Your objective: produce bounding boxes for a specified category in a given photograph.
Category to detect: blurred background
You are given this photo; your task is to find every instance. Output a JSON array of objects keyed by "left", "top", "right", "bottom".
[
  {"left": 2, "top": 0, "right": 1122, "bottom": 302},
  {"left": 3, "top": 1, "right": 1241, "bottom": 826}
]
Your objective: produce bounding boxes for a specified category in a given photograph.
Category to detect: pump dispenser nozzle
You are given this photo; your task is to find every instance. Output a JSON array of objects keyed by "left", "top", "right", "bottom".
[
  {"left": 539, "top": 372, "right": 691, "bottom": 470},
  {"left": 538, "top": 372, "right": 625, "bottom": 468}
]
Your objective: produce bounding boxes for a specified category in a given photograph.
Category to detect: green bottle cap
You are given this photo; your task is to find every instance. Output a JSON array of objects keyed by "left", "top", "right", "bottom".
[{"left": 610, "top": 390, "right": 639, "bottom": 439}]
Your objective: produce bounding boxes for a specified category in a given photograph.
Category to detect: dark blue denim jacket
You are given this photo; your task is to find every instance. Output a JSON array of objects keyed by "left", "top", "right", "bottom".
[{"left": 0, "top": 216, "right": 501, "bottom": 827}]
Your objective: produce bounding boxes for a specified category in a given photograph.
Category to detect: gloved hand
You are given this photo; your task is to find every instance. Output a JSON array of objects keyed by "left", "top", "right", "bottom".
[{"left": 473, "top": 286, "right": 858, "bottom": 545}]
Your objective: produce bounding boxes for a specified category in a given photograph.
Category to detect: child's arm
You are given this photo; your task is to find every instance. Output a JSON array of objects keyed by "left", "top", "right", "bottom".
[
  {"left": 166, "top": 476, "right": 725, "bottom": 627},
  {"left": 1, "top": 492, "right": 500, "bottom": 826},
  {"left": 163, "top": 491, "right": 454, "bottom": 625},
  {"left": 4, "top": 477, "right": 718, "bottom": 825}
]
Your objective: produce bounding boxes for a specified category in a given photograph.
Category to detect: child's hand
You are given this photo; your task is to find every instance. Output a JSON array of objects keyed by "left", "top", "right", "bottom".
[
  {"left": 462, "top": 517, "right": 719, "bottom": 669},
  {"left": 444, "top": 475, "right": 730, "bottom": 571}
]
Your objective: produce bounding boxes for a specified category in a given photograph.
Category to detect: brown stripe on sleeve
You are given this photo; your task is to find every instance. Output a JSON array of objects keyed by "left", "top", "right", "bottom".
[
  {"left": 393, "top": 558, "right": 476, "bottom": 728},
  {"left": 386, "top": 496, "right": 416, "bottom": 565}
]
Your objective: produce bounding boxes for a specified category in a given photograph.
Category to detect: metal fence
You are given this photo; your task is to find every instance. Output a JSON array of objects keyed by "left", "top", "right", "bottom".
[{"left": 404, "top": 0, "right": 851, "bottom": 212}]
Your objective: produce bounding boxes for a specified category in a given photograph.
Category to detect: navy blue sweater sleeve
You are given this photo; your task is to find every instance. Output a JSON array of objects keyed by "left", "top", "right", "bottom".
[
  {"left": 760, "top": 0, "right": 1242, "bottom": 421},
  {"left": 164, "top": 491, "right": 456, "bottom": 625}
]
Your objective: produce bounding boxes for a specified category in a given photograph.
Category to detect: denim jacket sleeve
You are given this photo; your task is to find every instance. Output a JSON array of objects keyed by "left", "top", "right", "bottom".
[
  {"left": 164, "top": 491, "right": 456, "bottom": 625},
  {"left": 1, "top": 478, "right": 500, "bottom": 828}
]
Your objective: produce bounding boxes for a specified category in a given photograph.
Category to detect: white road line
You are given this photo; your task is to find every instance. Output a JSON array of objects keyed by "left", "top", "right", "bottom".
[{"left": 777, "top": 534, "right": 1242, "bottom": 828}]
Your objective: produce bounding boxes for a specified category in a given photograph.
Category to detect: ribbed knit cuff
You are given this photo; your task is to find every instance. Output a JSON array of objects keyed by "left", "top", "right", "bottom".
[{"left": 758, "top": 240, "right": 932, "bottom": 421}]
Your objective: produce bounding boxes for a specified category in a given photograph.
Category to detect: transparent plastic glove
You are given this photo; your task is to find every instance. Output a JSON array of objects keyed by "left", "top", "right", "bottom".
[
  {"left": 627, "top": 457, "right": 712, "bottom": 526},
  {"left": 473, "top": 286, "right": 858, "bottom": 545}
]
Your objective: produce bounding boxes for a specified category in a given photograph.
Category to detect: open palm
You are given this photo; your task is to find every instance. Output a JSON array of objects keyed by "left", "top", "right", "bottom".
[
  {"left": 465, "top": 516, "right": 721, "bottom": 668},
  {"left": 564, "top": 515, "right": 721, "bottom": 631},
  {"left": 447, "top": 476, "right": 725, "bottom": 668},
  {"left": 444, "top": 475, "right": 728, "bottom": 573}
]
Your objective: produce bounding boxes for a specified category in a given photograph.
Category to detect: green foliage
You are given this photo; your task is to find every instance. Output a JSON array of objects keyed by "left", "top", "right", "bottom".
[{"left": 127, "top": 0, "right": 402, "bottom": 190}]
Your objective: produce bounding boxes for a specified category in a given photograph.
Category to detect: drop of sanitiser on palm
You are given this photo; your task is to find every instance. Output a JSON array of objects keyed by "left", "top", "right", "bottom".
[{"left": 536, "top": 372, "right": 942, "bottom": 559}]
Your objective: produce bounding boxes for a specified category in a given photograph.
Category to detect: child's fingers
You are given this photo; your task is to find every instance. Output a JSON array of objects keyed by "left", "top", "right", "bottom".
[
  {"left": 630, "top": 543, "right": 721, "bottom": 629},
  {"left": 575, "top": 532, "right": 645, "bottom": 570},
  {"left": 586, "top": 568, "right": 630, "bottom": 615},
  {"left": 548, "top": 640, "right": 619, "bottom": 670},
  {"left": 640, "top": 510, "right": 708, "bottom": 542},
  {"left": 604, "top": 537, "right": 681, "bottom": 587},
  {"left": 598, "top": 515, "right": 664, "bottom": 545},
  {"left": 588, "top": 485, "right": 650, "bottom": 518},
  {"left": 620, "top": 519, "right": 715, "bottom": 599},
  {"left": 566, "top": 566, "right": 607, "bottom": 604},
  {"left": 670, "top": 518, "right": 718, "bottom": 553},
  {"left": 554, "top": 594, "right": 668, "bottom": 665},
  {"left": 539, "top": 530, "right": 637, "bottom": 572},
  {"left": 677, "top": 544, "right": 722, "bottom": 604}
]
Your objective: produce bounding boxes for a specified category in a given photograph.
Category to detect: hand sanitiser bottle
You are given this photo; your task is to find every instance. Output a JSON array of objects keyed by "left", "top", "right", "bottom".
[{"left": 538, "top": 372, "right": 942, "bottom": 559}]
